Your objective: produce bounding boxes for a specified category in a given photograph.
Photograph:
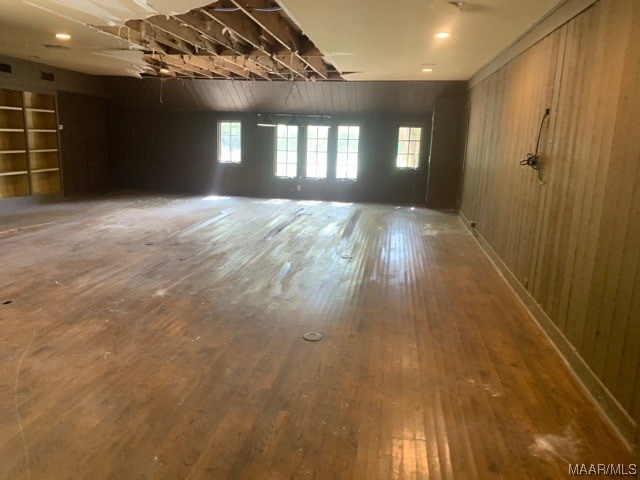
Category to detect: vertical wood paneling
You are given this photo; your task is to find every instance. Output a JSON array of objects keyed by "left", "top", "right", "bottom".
[
  {"left": 102, "top": 79, "right": 466, "bottom": 115},
  {"left": 461, "top": 0, "right": 640, "bottom": 447}
]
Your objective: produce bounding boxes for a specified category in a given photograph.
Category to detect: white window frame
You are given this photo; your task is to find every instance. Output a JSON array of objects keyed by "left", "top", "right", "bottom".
[
  {"left": 336, "top": 125, "right": 360, "bottom": 180},
  {"left": 275, "top": 124, "right": 299, "bottom": 178},
  {"left": 396, "top": 126, "right": 422, "bottom": 170},
  {"left": 305, "top": 125, "right": 330, "bottom": 179},
  {"left": 218, "top": 120, "right": 242, "bottom": 164}
]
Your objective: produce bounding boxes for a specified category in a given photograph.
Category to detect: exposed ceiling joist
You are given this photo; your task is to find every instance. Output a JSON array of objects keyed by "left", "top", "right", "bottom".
[
  {"left": 228, "top": 0, "right": 330, "bottom": 79},
  {"left": 199, "top": 7, "right": 307, "bottom": 79},
  {"left": 148, "top": 55, "right": 216, "bottom": 78},
  {"left": 97, "top": 0, "right": 340, "bottom": 80}
]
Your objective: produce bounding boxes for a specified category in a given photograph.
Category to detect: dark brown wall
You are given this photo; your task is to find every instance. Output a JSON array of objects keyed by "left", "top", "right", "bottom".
[
  {"left": 104, "top": 79, "right": 467, "bottom": 205},
  {"left": 460, "top": 0, "right": 640, "bottom": 449},
  {"left": 426, "top": 96, "right": 466, "bottom": 209},
  {"left": 103, "top": 78, "right": 466, "bottom": 115},
  {"left": 58, "top": 92, "right": 110, "bottom": 195},
  {"left": 107, "top": 109, "right": 438, "bottom": 204}
]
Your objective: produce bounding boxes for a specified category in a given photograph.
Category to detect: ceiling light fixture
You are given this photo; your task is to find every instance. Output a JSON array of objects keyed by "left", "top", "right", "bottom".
[
  {"left": 435, "top": 32, "right": 451, "bottom": 39},
  {"left": 55, "top": 33, "right": 71, "bottom": 41},
  {"left": 422, "top": 68, "right": 434, "bottom": 72},
  {"left": 159, "top": 68, "right": 170, "bottom": 74}
]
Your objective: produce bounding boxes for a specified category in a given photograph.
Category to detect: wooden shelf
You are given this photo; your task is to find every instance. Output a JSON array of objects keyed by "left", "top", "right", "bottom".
[
  {"left": 25, "top": 108, "right": 55, "bottom": 113},
  {"left": 0, "top": 89, "right": 60, "bottom": 199},
  {"left": 0, "top": 133, "right": 27, "bottom": 151},
  {"left": 0, "top": 89, "right": 23, "bottom": 109},
  {"left": 27, "top": 130, "right": 58, "bottom": 150},
  {"left": 25, "top": 109, "right": 58, "bottom": 130},
  {"left": 23, "top": 92, "right": 55, "bottom": 110},
  {"left": 30, "top": 169, "right": 61, "bottom": 194},
  {"left": 0, "top": 174, "right": 30, "bottom": 198}
]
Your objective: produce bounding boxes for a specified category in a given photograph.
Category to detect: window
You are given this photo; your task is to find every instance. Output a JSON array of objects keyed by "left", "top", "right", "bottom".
[
  {"left": 396, "top": 126, "right": 422, "bottom": 169},
  {"left": 306, "top": 126, "right": 329, "bottom": 179},
  {"left": 218, "top": 121, "right": 242, "bottom": 163},
  {"left": 276, "top": 124, "right": 299, "bottom": 178},
  {"left": 336, "top": 126, "right": 360, "bottom": 180}
]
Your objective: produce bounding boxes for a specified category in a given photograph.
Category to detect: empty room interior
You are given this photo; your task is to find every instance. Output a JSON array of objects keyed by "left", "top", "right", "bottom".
[{"left": 0, "top": 0, "right": 639, "bottom": 478}]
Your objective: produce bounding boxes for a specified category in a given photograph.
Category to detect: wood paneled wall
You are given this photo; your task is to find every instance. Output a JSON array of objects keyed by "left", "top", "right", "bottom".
[
  {"left": 102, "top": 78, "right": 466, "bottom": 115},
  {"left": 107, "top": 110, "right": 438, "bottom": 205},
  {"left": 460, "top": 0, "right": 640, "bottom": 450},
  {"left": 57, "top": 92, "right": 110, "bottom": 195}
]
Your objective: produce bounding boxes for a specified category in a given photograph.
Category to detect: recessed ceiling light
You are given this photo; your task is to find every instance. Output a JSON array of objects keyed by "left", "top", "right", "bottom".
[
  {"left": 55, "top": 33, "right": 71, "bottom": 40},
  {"left": 422, "top": 68, "right": 433, "bottom": 72},
  {"left": 435, "top": 32, "right": 451, "bottom": 39},
  {"left": 159, "top": 68, "right": 171, "bottom": 74}
]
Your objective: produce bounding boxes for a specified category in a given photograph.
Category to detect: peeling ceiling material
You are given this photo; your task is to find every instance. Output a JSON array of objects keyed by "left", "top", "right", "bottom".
[
  {"left": 98, "top": 0, "right": 342, "bottom": 80},
  {"left": 0, "top": 0, "right": 563, "bottom": 80}
]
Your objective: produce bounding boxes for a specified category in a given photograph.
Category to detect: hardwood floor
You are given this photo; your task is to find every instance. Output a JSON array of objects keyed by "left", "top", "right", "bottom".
[{"left": 0, "top": 195, "right": 632, "bottom": 479}]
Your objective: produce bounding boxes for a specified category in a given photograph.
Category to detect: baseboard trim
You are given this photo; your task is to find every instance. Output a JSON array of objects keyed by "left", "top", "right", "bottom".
[{"left": 458, "top": 211, "right": 636, "bottom": 452}]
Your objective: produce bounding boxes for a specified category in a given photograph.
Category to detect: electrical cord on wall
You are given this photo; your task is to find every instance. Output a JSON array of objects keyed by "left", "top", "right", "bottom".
[{"left": 520, "top": 108, "right": 550, "bottom": 183}]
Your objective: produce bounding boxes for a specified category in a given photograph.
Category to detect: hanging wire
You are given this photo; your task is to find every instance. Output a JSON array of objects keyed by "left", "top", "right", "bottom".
[{"left": 520, "top": 108, "right": 550, "bottom": 183}]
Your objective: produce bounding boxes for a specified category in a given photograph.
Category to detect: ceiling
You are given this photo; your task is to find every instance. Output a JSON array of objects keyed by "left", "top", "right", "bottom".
[{"left": 0, "top": 0, "right": 562, "bottom": 80}]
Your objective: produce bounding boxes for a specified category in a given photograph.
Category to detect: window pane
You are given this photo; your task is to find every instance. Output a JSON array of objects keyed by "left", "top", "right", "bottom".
[
  {"left": 306, "top": 125, "right": 328, "bottom": 180},
  {"left": 275, "top": 124, "right": 299, "bottom": 177},
  {"left": 219, "top": 121, "right": 241, "bottom": 163},
  {"left": 336, "top": 126, "right": 360, "bottom": 179},
  {"left": 396, "top": 126, "right": 421, "bottom": 169},
  {"left": 399, "top": 127, "right": 410, "bottom": 141}
]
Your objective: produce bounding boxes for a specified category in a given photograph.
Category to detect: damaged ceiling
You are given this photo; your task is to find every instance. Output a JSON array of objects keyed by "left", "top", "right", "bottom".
[
  {"left": 0, "top": 0, "right": 562, "bottom": 80},
  {"left": 100, "top": 0, "right": 343, "bottom": 80}
]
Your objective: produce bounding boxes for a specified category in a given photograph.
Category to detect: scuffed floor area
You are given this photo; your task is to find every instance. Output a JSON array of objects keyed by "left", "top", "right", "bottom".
[{"left": 0, "top": 195, "right": 631, "bottom": 479}]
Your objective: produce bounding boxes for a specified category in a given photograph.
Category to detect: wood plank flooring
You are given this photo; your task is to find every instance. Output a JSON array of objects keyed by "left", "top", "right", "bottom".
[{"left": 0, "top": 195, "right": 632, "bottom": 479}]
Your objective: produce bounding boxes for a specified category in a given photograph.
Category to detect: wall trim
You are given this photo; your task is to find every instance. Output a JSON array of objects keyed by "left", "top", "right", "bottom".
[
  {"left": 470, "top": 0, "right": 599, "bottom": 89},
  {"left": 459, "top": 211, "right": 636, "bottom": 451}
]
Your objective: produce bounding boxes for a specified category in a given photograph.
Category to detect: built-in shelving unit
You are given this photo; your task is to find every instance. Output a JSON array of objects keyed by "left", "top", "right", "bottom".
[
  {"left": 0, "top": 88, "right": 30, "bottom": 198},
  {"left": 0, "top": 88, "right": 61, "bottom": 199}
]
